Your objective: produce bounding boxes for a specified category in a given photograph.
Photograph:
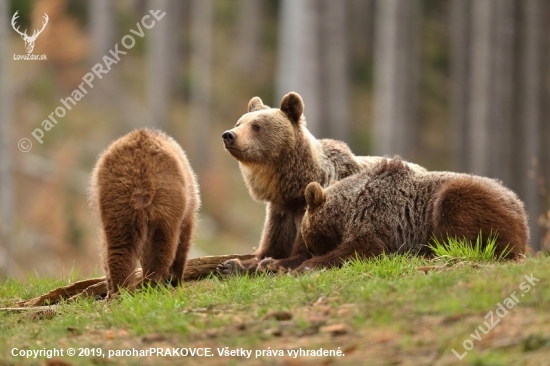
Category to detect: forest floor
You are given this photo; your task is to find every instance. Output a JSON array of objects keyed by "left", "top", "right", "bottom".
[{"left": 0, "top": 255, "right": 549, "bottom": 366}]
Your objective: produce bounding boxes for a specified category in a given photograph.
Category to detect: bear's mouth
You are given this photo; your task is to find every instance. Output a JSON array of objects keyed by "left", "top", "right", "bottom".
[
  {"left": 225, "top": 146, "right": 246, "bottom": 153},
  {"left": 226, "top": 146, "right": 254, "bottom": 163}
]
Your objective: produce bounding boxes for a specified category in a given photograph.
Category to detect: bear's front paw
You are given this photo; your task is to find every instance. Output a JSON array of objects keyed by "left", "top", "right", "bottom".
[
  {"left": 258, "top": 258, "right": 291, "bottom": 273},
  {"left": 106, "top": 290, "right": 119, "bottom": 301},
  {"left": 294, "top": 263, "right": 315, "bottom": 273},
  {"left": 217, "top": 259, "right": 245, "bottom": 276},
  {"left": 257, "top": 257, "right": 275, "bottom": 272}
]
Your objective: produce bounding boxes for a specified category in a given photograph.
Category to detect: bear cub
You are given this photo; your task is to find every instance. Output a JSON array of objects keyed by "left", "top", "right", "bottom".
[
  {"left": 218, "top": 92, "right": 425, "bottom": 274},
  {"left": 89, "top": 129, "right": 200, "bottom": 296},
  {"left": 299, "top": 157, "right": 528, "bottom": 270}
]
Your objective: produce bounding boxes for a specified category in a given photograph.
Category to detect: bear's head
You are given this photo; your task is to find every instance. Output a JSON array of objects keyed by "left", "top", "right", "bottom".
[
  {"left": 301, "top": 182, "right": 341, "bottom": 256},
  {"left": 221, "top": 92, "right": 306, "bottom": 164}
]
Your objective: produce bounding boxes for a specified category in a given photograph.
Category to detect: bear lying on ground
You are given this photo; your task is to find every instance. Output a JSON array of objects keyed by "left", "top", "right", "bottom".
[
  {"left": 218, "top": 92, "right": 425, "bottom": 274},
  {"left": 296, "top": 157, "right": 528, "bottom": 271},
  {"left": 89, "top": 129, "right": 200, "bottom": 296}
]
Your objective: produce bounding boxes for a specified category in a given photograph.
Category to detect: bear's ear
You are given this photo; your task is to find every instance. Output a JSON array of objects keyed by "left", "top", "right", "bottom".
[
  {"left": 280, "top": 92, "right": 304, "bottom": 124},
  {"left": 248, "top": 97, "right": 269, "bottom": 112},
  {"left": 305, "top": 182, "right": 326, "bottom": 210}
]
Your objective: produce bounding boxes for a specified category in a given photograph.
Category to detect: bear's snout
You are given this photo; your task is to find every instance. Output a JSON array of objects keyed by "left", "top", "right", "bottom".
[{"left": 222, "top": 130, "right": 237, "bottom": 147}]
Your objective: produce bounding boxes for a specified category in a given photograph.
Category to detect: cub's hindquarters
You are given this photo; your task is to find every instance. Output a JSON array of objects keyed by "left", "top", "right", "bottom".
[
  {"left": 431, "top": 176, "right": 529, "bottom": 259},
  {"left": 91, "top": 130, "right": 199, "bottom": 296}
]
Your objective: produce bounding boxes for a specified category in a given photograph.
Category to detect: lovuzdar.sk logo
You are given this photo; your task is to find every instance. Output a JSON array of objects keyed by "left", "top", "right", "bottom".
[{"left": 11, "top": 10, "right": 48, "bottom": 60}]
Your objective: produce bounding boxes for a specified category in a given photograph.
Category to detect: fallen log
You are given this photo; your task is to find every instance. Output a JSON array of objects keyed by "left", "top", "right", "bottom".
[{"left": 5, "top": 254, "right": 254, "bottom": 309}]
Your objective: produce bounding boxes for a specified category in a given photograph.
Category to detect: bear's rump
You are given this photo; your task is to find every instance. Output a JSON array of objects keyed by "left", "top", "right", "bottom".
[{"left": 431, "top": 176, "right": 528, "bottom": 258}]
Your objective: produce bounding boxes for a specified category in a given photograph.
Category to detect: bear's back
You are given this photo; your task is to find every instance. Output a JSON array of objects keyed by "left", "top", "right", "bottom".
[
  {"left": 90, "top": 128, "right": 199, "bottom": 222},
  {"left": 326, "top": 158, "right": 443, "bottom": 253},
  {"left": 318, "top": 139, "right": 362, "bottom": 182}
]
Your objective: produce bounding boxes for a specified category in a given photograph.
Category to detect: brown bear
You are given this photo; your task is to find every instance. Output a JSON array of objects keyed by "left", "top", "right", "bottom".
[
  {"left": 218, "top": 92, "right": 425, "bottom": 274},
  {"left": 297, "top": 157, "right": 529, "bottom": 271},
  {"left": 89, "top": 128, "right": 200, "bottom": 296}
]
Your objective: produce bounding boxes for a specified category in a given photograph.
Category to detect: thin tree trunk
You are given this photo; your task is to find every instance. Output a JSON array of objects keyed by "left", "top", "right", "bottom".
[
  {"left": 189, "top": 0, "right": 212, "bottom": 171},
  {"left": 467, "top": 0, "right": 494, "bottom": 176},
  {"left": 147, "top": 0, "right": 180, "bottom": 129},
  {"left": 89, "top": 0, "right": 113, "bottom": 61},
  {"left": 518, "top": 0, "right": 543, "bottom": 251},
  {"left": 0, "top": 0, "right": 13, "bottom": 276},
  {"left": 543, "top": 2, "right": 550, "bottom": 231},
  {"left": 318, "top": 0, "right": 350, "bottom": 142},
  {"left": 349, "top": 0, "right": 374, "bottom": 62},
  {"left": 489, "top": 0, "right": 516, "bottom": 184},
  {"left": 236, "top": 0, "right": 261, "bottom": 74},
  {"left": 276, "top": 0, "right": 320, "bottom": 135},
  {"left": 373, "top": 0, "right": 420, "bottom": 159},
  {"left": 450, "top": 0, "right": 471, "bottom": 172}
]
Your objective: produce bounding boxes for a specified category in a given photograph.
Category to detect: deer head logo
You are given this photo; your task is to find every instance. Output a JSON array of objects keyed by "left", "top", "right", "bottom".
[{"left": 11, "top": 11, "right": 49, "bottom": 54}]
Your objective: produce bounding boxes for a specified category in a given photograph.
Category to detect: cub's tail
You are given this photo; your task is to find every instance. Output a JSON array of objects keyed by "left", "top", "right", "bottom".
[{"left": 129, "top": 183, "right": 156, "bottom": 210}]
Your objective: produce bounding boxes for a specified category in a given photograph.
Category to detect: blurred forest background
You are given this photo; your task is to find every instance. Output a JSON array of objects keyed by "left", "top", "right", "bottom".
[{"left": 0, "top": 0, "right": 549, "bottom": 279}]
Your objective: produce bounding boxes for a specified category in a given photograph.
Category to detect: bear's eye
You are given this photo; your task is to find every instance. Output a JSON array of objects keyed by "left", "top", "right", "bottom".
[{"left": 252, "top": 124, "right": 261, "bottom": 132}]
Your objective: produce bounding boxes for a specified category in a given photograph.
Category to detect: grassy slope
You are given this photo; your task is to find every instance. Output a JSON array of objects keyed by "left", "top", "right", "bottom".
[{"left": 0, "top": 256, "right": 549, "bottom": 365}]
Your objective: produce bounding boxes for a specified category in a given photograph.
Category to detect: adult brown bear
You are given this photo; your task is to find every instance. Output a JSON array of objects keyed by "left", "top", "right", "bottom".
[
  {"left": 296, "top": 157, "right": 528, "bottom": 271},
  {"left": 218, "top": 92, "right": 425, "bottom": 274}
]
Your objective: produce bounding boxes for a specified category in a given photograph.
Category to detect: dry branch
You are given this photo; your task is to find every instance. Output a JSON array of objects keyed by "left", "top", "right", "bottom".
[{"left": 4, "top": 254, "right": 254, "bottom": 309}]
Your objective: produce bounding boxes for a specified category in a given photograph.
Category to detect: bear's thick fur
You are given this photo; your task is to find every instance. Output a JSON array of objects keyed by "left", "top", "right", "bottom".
[
  {"left": 298, "top": 157, "right": 529, "bottom": 270},
  {"left": 218, "top": 92, "right": 425, "bottom": 274},
  {"left": 89, "top": 129, "right": 200, "bottom": 296}
]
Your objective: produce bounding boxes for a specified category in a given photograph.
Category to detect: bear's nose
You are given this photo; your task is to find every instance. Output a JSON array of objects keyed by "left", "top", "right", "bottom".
[{"left": 222, "top": 130, "right": 236, "bottom": 146}]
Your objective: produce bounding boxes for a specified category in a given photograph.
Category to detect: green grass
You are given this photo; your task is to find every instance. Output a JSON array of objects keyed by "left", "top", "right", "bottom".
[
  {"left": 1, "top": 255, "right": 549, "bottom": 365},
  {"left": 429, "top": 231, "right": 513, "bottom": 263}
]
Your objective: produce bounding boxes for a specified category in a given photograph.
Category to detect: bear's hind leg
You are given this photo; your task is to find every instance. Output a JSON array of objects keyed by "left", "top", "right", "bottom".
[
  {"left": 432, "top": 178, "right": 529, "bottom": 259},
  {"left": 169, "top": 218, "right": 195, "bottom": 286},
  {"left": 104, "top": 227, "right": 142, "bottom": 297},
  {"left": 142, "top": 223, "right": 180, "bottom": 286}
]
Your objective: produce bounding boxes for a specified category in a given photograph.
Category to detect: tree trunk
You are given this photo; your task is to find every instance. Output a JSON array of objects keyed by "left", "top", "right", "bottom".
[
  {"left": 518, "top": 0, "right": 543, "bottom": 251},
  {"left": 373, "top": 0, "right": 420, "bottom": 159},
  {"left": 318, "top": 0, "right": 350, "bottom": 142},
  {"left": 467, "top": 0, "right": 494, "bottom": 176},
  {"left": 449, "top": 0, "right": 471, "bottom": 172},
  {"left": 543, "top": 2, "right": 550, "bottom": 236},
  {"left": 0, "top": 0, "right": 13, "bottom": 276},
  {"left": 236, "top": 0, "right": 262, "bottom": 74},
  {"left": 189, "top": 0, "right": 213, "bottom": 171},
  {"left": 349, "top": 0, "right": 374, "bottom": 62},
  {"left": 89, "top": 0, "right": 114, "bottom": 61},
  {"left": 147, "top": 0, "right": 177, "bottom": 130},
  {"left": 489, "top": 0, "right": 516, "bottom": 184},
  {"left": 276, "top": 0, "right": 320, "bottom": 135}
]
